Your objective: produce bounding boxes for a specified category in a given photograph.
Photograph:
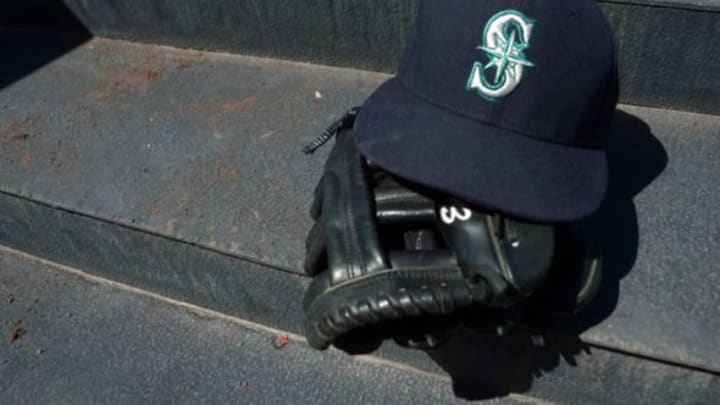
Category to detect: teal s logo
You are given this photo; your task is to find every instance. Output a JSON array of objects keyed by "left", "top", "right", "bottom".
[{"left": 466, "top": 10, "right": 535, "bottom": 101}]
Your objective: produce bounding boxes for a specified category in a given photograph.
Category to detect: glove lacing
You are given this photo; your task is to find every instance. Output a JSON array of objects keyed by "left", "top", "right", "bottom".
[{"left": 302, "top": 107, "right": 361, "bottom": 154}]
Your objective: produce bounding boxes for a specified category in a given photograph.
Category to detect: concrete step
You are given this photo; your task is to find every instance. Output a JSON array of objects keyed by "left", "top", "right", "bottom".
[
  {"left": 1, "top": 247, "right": 519, "bottom": 404},
  {"left": 1, "top": 33, "right": 719, "bottom": 402},
  {"left": 3, "top": 0, "right": 720, "bottom": 115},
  {"left": 2, "top": 247, "right": 718, "bottom": 404}
]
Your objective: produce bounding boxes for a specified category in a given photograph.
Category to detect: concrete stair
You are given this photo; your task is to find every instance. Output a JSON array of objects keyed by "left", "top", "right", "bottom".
[
  {"left": 1, "top": 246, "right": 497, "bottom": 404},
  {"left": 1, "top": 1, "right": 719, "bottom": 402},
  {"left": 5, "top": 0, "right": 720, "bottom": 115}
]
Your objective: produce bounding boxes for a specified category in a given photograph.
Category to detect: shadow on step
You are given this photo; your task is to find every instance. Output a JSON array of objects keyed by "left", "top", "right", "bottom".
[
  {"left": 334, "top": 109, "right": 669, "bottom": 400},
  {"left": 566, "top": 109, "right": 670, "bottom": 334},
  {"left": 431, "top": 329, "right": 588, "bottom": 399},
  {"left": 0, "top": 1, "right": 91, "bottom": 90}
]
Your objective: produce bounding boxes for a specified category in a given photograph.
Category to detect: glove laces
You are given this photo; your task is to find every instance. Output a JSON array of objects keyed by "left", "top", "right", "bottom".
[{"left": 302, "top": 107, "right": 361, "bottom": 154}]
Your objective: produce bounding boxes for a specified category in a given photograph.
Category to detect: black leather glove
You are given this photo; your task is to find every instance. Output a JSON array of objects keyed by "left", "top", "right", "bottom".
[
  {"left": 302, "top": 110, "right": 603, "bottom": 350},
  {"left": 302, "top": 128, "right": 473, "bottom": 350}
]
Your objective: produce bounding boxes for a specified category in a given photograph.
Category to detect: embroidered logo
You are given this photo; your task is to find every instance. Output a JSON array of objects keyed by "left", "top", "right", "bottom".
[{"left": 466, "top": 10, "right": 535, "bottom": 101}]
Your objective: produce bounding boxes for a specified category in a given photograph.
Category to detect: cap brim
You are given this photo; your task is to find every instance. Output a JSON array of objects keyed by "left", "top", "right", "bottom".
[{"left": 354, "top": 79, "right": 608, "bottom": 222}]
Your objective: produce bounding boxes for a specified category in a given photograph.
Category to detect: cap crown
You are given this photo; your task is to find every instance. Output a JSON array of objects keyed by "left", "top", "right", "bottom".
[{"left": 398, "top": 0, "right": 619, "bottom": 148}]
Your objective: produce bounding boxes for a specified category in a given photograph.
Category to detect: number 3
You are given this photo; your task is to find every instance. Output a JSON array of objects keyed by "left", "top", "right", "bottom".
[{"left": 440, "top": 206, "right": 472, "bottom": 224}]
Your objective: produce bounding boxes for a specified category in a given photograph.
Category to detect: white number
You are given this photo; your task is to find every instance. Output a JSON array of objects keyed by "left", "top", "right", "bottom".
[{"left": 440, "top": 206, "right": 472, "bottom": 224}]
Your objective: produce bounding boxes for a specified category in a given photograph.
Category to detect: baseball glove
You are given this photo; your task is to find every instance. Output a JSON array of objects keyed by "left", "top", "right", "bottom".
[{"left": 302, "top": 109, "right": 602, "bottom": 350}]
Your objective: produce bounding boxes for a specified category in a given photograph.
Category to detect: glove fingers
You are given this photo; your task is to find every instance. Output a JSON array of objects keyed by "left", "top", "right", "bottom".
[
  {"left": 304, "top": 220, "right": 327, "bottom": 276},
  {"left": 303, "top": 130, "right": 478, "bottom": 350},
  {"left": 374, "top": 181, "right": 435, "bottom": 226},
  {"left": 323, "top": 132, "right": 389, "bottom": 277},
  {"left": 437, "top": 203, "right": 561, "bottom": 306},
  {"left": 309, "top": 176, "right": 324, "bottom": 220},
  {"left": 372, "top": 173, "right": 446, "bottom": 252},
  {"left": 500, "top": 218, "right": 555, "bottom": 295},
  {"left": 436, "top": 205, "right": 510, "bottom": 303}
]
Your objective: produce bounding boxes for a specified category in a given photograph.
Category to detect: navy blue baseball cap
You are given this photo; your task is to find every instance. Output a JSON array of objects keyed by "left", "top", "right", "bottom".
[{"left": 355, "top": 0, "right": 619, "bottom": 222}]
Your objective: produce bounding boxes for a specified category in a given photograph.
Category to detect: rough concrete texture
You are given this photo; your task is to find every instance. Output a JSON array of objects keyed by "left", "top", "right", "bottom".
[
  {"left": 2, "top": 248, "right": 718, "bottom": 404},
  {"left": 5, "top": 0, "right": 719, "bottom": 114},
  {"left": 1, "top": 33, "right": 379, "bottom": 272},
  {"left": 0, "top": 34, "right": 718, "bottom": 380},
  {"left": 0, "top": 247, "right": 538, "bottom": 404}
]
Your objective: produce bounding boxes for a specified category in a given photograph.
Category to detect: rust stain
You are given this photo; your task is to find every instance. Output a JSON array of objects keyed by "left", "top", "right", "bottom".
[
  {"left": 223, "top": 96, "right": 257, "bottom": 112},
  {"left": 183, "top": 97, "right": 258, "bottom": 133},
  {"left": 90, "top": 66, "right": 168, "bottom": 101},
  {"left": 11, "top": 133, "right": 29, "bottom": 142},
  {"left": 274, "top": 334, "right": 290, "bottom": 349},
  {"left": 185, "top": 96, "right": 257, "bottom": 114},
  {"left": 145, "top": 70, "right": 159, "bottom": 82},
  {"left": 146, "top": 204, "right": 162, "bottom": 217},
  {"left": 205, "top": 153, "right": 241, "bottom": 184},
  {"left": 20, "top": 153, "right": 39, "bottom": 166},
  {"left": 86, "top": 39, "right": 206, "bottom": 102},
  {"left": 147, "top": 149, "right": 243, "bottom": 236},
  {"left": 41, "top": 139, "right": 78, "bottom": 171},
  {"left": 0, "top": 116, "right": 42, "bottom": 155},
  {"left": 9, "top": 327, "right": 26, "bottom": 343},
  {"left": 176, "top": 60, "right": 194, "bottom": 70},
  {"left": 1, "top": 116, "right": 41, "bottom": 139},
  {"left": 220, "top": 167, "right": 239, "bottom": 181},
  {"left": 0, "top": 115, "right": 82, "bottom": 170},
  {"left": 165, "top": 218, "right": 178, "bottom": 234}
]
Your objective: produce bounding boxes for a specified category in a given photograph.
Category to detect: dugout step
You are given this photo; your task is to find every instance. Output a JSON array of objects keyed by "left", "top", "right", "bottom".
[
  {"left": 0, "top": 31, "right": 718, "bottom": 401},
  {"left": 4, "top": 0, "right": 720, "bottom": 115}
]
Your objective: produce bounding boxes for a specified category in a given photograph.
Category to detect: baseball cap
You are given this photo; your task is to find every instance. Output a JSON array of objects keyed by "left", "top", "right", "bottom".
[{"left": 354, "top": 0, "right": 619, "bottom": 222}]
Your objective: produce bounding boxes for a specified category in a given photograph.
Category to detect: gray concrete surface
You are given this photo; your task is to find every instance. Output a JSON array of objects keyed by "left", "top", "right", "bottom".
[
  {"left": 1, "top": 34, "right": 719, "bottom": 374},
  {"left": 0, "top": 190, "right": 310, "bottom": 337},
  {"left": 3, "top": 186, "right": 719, "bottom": 404},
  {"left": 0, "top": 34, "right": 369, "bottom": 273},
  {"left": 2, "top": 247, "right": 718, "bottom": 404},
  {"left": 1, "top": 247, "right": 536, "bottom": 404},
  {"left": 4, "top": 0, "right": 719, "bottom": 114}
]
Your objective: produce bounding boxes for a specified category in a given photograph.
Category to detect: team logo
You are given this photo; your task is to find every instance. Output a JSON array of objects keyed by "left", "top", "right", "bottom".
[{"left": 466, "top": 10, "right": 535, "bottom": 101}]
